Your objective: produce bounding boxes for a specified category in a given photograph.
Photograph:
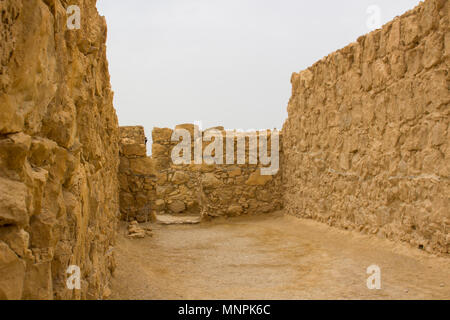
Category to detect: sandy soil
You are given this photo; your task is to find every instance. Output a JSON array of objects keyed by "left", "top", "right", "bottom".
[{"left": 109, "top": 212, "right": 450, "bottom": 300}]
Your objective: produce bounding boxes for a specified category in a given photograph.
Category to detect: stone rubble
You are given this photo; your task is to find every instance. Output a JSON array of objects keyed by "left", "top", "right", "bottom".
[{"left": 127, "top": 221, "right": 152, "bottom": 239}]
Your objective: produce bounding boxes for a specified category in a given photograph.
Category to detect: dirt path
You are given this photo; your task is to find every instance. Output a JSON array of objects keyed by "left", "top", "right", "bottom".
[{"left": 110, "top": 212, "right": 450, "bottom": 300}]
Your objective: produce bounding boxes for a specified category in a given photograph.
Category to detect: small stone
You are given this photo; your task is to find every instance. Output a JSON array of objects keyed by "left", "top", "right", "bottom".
[
  {"left": 228, "top": 168, "right": 241, "bottom": 178},
  {"left": 103, "top": 287, "right": 112, "bottom": 299},
  {"left": 168, "top": 200, "right": 186, "bottom": 213},
  {"left": 128, "top": 232, "right": 146, "bottom": 239},
  {"left": 227, "top": 205, "right": 243, "bottom": 216},
  {"left": 155, "top": 199, "right": 165, "bottom": 211},
  {"left": 201, "top": 173, "right": 222, "bottom": 188},
  {"left": 171, "top": 171, "right": 189, "bottom": 185}
]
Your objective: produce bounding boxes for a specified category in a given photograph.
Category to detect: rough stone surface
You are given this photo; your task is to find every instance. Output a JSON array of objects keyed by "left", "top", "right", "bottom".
[
  {"left": 119, "top": 126, "right": 156, "bottom": 222},
  {"left": 3, "top": 0, "right": 446, "bottom": 301},
  {"left": 282, "top": 0, "right": 449, "bottom": 255},
  {"left": 168, "top": 200, "right": 186, "bottom": 214},
  {"left": 127, "top": 221, "right": 152, "bottom": 239},
  {"left": 152, "top": 125, "right": 284, "bottom": 217},
  {"left": 119, "top": 125, "right": 283, "bottom": 218},
  {"left": 0, "top": 0, "right": 119, "bottom": 299}
]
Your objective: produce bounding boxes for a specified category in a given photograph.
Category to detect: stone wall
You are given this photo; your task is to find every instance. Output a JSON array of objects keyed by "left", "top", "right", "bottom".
[
  {"left": 0, "top": 0, "right": 119, "bottom": 299},
  {"left": 282, "top": 0, "right": 449, "bottom": 254},
  {"left": 119, "top": 124, "right": 283, "bottom": 218},
  {"left": 196, "top": 128, "right": 284, "bottom": 217},
  {"left": 152, "top": 124, "right": 284, "bottom": 217},
  {"left": 152, "top": 125, "right": 202, "bottom": 215},
  {"left": 119, "top": 126, "right": 156, "bottom": 222}
]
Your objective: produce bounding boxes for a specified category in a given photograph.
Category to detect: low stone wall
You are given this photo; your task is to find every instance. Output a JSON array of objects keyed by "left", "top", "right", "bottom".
[
  {"left": 119, "top": 124, "right": 283, "bottom": 219},
  {"left": 152, "top": 125, "right": 201, "bottom": 215},
  {"left": 198, "top": 129, "right": 284, "bottom": 217},
  {"left": 282, "top": 0, "right": 449, "bottom": 254},
  {"left": 119, "top": 126, "right": 156, "bottom": 222},
  {"left": 152, "top": 124, "right": 283, "bottom": 217}
]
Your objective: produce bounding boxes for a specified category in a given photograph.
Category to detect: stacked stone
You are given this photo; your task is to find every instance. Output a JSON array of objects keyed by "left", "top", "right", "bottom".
[
  {"left": 152, "top": 124, "right": 202, "bottom": 215},
  {"left": 198, "top": 129, "right": 283, "bottom": 217},
  {"left": 119, "top": 126, "right": 156, "bottom": 222},
  {"left": 282, "top": 0, "right": 449, "bottom": 254},
  {"left": 150, "top": 125, "right": 284, "bottom": 217}
]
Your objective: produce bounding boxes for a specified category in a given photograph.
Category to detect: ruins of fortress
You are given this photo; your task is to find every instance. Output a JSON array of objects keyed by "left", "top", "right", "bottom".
[
  {"left": 119, "top": 125, "right": 283, "bottom": 222},
  {"left": 0, "top": 0, "right": 448, "bottom": 299}
]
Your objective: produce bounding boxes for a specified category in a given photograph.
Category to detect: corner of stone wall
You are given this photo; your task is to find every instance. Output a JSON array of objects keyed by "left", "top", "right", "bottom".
[{"left": 119, "top": 126, "right": 157, "bottom": 222}]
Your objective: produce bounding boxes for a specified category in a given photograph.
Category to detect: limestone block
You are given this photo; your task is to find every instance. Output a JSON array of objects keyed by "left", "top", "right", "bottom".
[
  {"left": 129, "top": 158, "right": 156, "bottom": 176},
  {"left": 202, "top": 173, "right": 222, "bottom": 188},
  {"left": 227, "top": 205, "right": 243, "bottom": 216},
  {"left": 171, "top": 171, "right": 189, "bottom": 185},
  {"left": 121, "top": 143, "right": 146, "bottom": 157},
  {"left": 155, "top": 199, "right": 166, "bottom": 211},
  {"left": 245, "top": 170, "right": 273, "bottom": 186},
  {"left": 0, "top": 242, "right": 26, "bottom": 300},
  {"left": 0, "top": 227, "right": 31, "bottom": 259},
  {"left": 152, "top": 143, "right": 168, "bottom": 158},
  {"left": 0, "top": 94, "right": 24, "bottom": 134},
  {"left": 0, "top": 177, "right": 29, "bottom": 226},
  {"left": 29, "top": 138, "right": 57, "bottom": 167},
  {"left": 168, "top": 200, "right": 186, "bottom": 214},
  {"left": 228, "top": 168, "right": 242, "bottom": 178},
  {"left": 152, "top": 128, "right": 174, "bottom": 143}
]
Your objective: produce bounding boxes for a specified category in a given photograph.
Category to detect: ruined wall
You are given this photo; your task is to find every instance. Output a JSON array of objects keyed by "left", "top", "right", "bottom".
[
  {"left": 0, "top": 0, "right": 119, "bottom": 299},
  {"left": 119, "top": 126, "right": 156, "bottom": 222},
  {"left": 151, "top": 124, "right": 283, "bottom": 217},
  {"left": 151, "top": 125, "right": 202, "bottom": 215},
  {"left": 283, "top": 0, "right": 449, "bottom": 254},
  {"left": 119, "top": 124, "right": 283, "bottom": 219}
]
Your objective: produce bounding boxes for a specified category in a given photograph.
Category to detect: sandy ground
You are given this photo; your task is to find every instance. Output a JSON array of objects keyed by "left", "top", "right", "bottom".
[{"left": 110, "top": 212, "right": 450, "bottom": 300}]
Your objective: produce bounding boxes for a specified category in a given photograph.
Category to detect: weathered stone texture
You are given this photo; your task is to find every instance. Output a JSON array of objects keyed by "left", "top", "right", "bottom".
[
  {"left": 152, "top": 125, "right": 283, "bottom": 217},
  {"left": 119, "top": 126, "right": 156, "bottom": 222},
  {"left": 119, "top": 125, "right": 283, "bottom": 219},
  {"left": 0, "top": 0, "right": 119, "bottom": 299},
  {"left": 282, "top": 0, "right": 449, "bottom": 254}
]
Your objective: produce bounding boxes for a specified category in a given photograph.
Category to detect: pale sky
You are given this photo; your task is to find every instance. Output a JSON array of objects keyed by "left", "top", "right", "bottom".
[{"left": 97, "top": 0, "right": 421, "bottom": 141}]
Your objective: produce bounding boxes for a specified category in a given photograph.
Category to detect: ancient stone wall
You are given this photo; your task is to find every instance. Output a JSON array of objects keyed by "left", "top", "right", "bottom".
[
  {"left": 282, "top": 0, "right": 449, "bottom": 254},
  {"left": 152, "top": 124, "right": 284, "bottom": 217},
  {"left": 0, "top": 0, "right": 119, "bottom": 299},
  {"left": 119, "top": 124, "right": 283, "bottom": 218},
  {"left": 196, "top": 128, "right": 284, "bottom": 217},
  {"left": 119, "top": 126, "right": 156, "bottom": 222},
  {"left": 152, "top": 125, "right": 202, "bottom": 215}
]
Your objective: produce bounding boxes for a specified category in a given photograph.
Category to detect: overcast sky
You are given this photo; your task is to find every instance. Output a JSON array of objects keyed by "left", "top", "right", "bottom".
[{"left": 97, "top": 0, "right": 421, "bottom": 141}]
